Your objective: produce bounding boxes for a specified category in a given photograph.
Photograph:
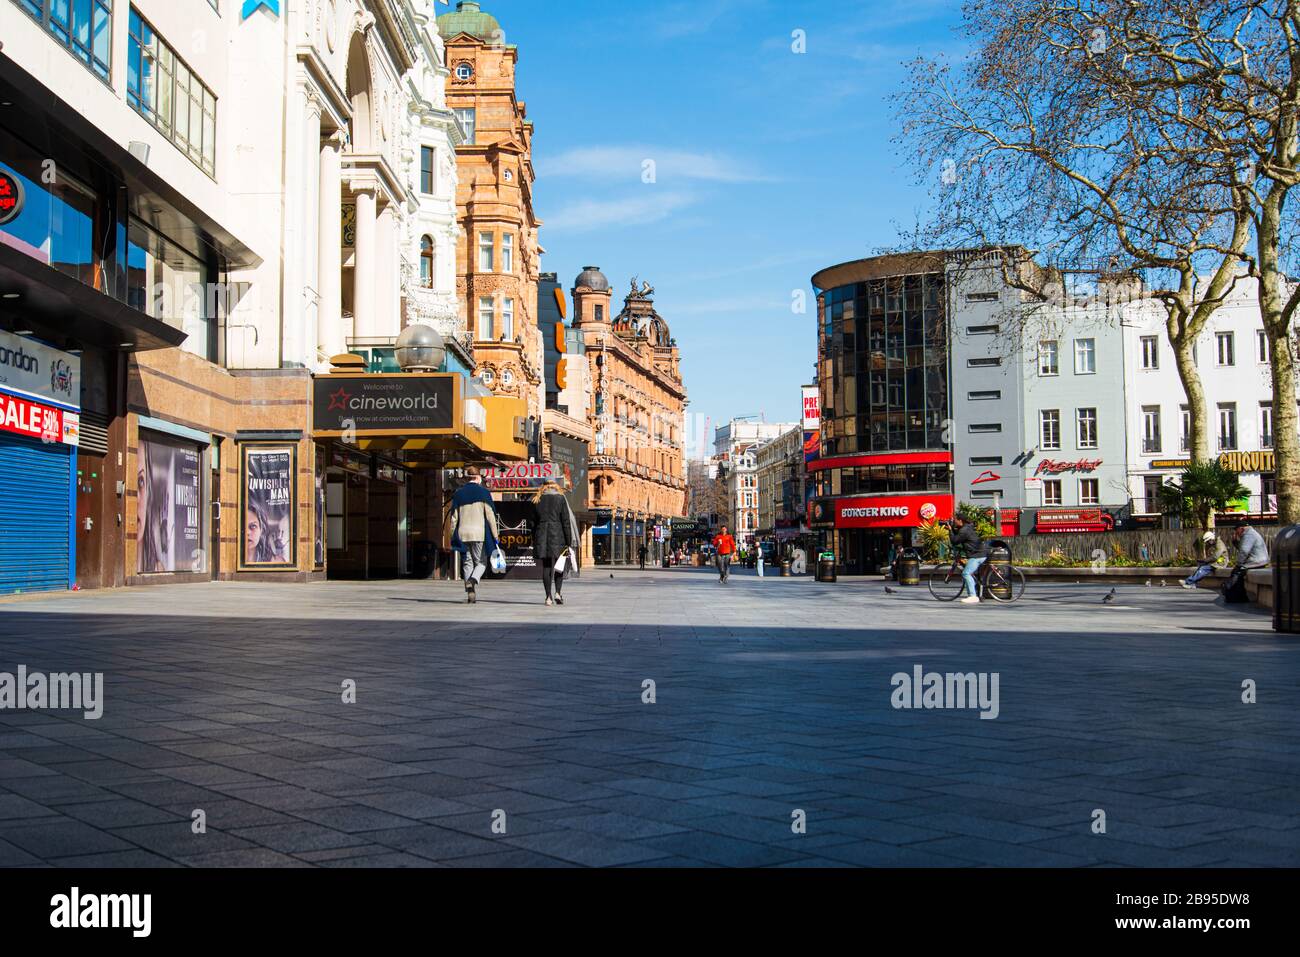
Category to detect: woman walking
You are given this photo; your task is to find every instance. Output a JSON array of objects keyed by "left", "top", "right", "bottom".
[{"left": 534, "top": 481, "right": 576, "bottom": 606}]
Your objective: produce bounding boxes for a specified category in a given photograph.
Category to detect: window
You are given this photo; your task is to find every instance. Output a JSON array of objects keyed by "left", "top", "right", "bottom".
[
  {"left": 1142, "top": 406, "right": 1161, "bottom": 454},
  {"left": 595, "top": 305, "right": 604, "bottom": 323},
  {"left": 15, "top": 0, "right": 112, "bottom": 82},
  {"left": 1074, "top": 338, "right": 1096, "bottom": 374},
  {"left": 1140, "top": 336, "right": 1159, "bottom": 370},
  {"left": 477, "top": 296, "right": 494, "bottom": 340},
  {"left": 968, "top": 423, "right": 1002, "bottom": 433},
  {"left": 1039, "top": 341, "right": 1059, "bottom": 376},
  {"left": 967, "top": 325, "right": 999, "bottom": 335},
  {"left": 967, "top": 357, "right": 1001, "bottom": 368},
  {"left": 478, "top": 232, "right": 494, "bottom": 272},
  {"left": 970, "top": 456, "right": 1003, "bottom": 466},
  {"left": 1261, "top": 402, "right": 1274, "bottom": 449},
  {"left": 970, "top": 490, "right": 1004, "bottom": 500},
  {"left": 1079, "top": 478, "right": 1100, "bottom": 506},
  {"left": 1042, "top": 479, "right": 1063, "bottom": 506},
  {"left": 420, "top": 146, "right": 436, "bottom": 194},
  {"left": 126, "top": 217, "right": 213, "bottom": 361},
  {"left": 454, "top": 107, "right": 476, "bottom": 144},
  {"left": 1218, "top": 403, "right": 1238, "bottom": 451},
  {"left": 1040, "top": 410, "right": 1061, "bottom": 450},
  {"left": 1180, "top": 405, "right": 1191, "bottom": 452},
  {"left": 455, "top": 62, "right": 473, "bottom": 81},
  {"left": 420, "top": 235, "right": 434, "bottom": 288},
  {"left": 1143, "top": 476, "right": 1163, "bottom": 514},
  {"left": 1077, "top": 408, "right": 1098, "bottom": 449},
  {"left": 966, "top": 291, "right": 999, "bottom": 302},
  {"left": 1258, "top": 329, "right": 1270, "bottom": 364},
  {"left": 128, "top": 9, "right": 217, "bottom": 176},
  {"left": 1216, "top": 331, "right": 1235, "bottom": 366},
  {"left": 502, "top": 233, "right": 513, "bottom": 273},
  {"left": 968, "top": 390, "right": 1002, "bottom": 401},
  {"left": 502, "top": 298, "right": 514, "bottom": 340}
]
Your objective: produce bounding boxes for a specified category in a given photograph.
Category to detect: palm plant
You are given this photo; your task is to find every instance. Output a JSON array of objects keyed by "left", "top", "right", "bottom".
[{"left": 1157, "top": 461, "right": 1249, "bottom": 531}]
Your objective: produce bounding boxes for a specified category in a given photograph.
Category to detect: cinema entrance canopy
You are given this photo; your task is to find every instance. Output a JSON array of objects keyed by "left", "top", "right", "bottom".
[
  {"left": 312, "top": 369, "right": 529, "bottom": 467},
  {"left": 311, "top": 363, "right": 529, "bottom": 581}
]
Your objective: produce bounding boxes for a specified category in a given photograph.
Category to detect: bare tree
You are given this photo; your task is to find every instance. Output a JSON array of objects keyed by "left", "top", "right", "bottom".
[{"left": 894, "top": 0, "right": 1253, "bottom": 472}]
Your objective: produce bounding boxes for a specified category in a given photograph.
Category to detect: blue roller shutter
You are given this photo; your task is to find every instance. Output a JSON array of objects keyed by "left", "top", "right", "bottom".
[{"left": 0, "top": 432, "right": 74, "bottom": 595}]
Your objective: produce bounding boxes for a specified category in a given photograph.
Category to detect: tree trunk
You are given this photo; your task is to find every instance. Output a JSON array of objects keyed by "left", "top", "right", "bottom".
[
  {"left": 1169, "top": 330, "right": 1211, "bottom": 462},
  {"left": 1258, "top": 183, "right": 1300, "bottom": 524}
]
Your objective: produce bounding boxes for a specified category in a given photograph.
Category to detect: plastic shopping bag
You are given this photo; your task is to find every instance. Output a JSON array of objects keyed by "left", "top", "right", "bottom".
[
  {"left": 555, "top": 550, "right": 569, "bottom": 575},
  {"left": 489, "top": 546, "right": 507, "bottom": 574}
]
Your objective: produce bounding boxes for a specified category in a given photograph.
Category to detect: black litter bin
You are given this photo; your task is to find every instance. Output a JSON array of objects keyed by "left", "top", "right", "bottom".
[
  {"left": 1273, "top": 525, "right": 1300, "bottom": 632},
  {"left": 780, "top": 560, "right": 792, "bottom": 577},
  {"left": 985, "top": 540, "right": 1012, "bottom": 600},
  {"left": 816, "top": 552, "right": 837, "bottom": 583},
  {"left": 897, "top": 549, "right": 921, "bottom": 586}
]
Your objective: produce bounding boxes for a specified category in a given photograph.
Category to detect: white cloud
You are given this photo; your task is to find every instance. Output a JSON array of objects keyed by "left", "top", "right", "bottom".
[
  {"left": 537, "top": 146, "right": 773, "bottom": 184},
  {"left": 542, "top": 190, "right": 697, "bottom": 234}
]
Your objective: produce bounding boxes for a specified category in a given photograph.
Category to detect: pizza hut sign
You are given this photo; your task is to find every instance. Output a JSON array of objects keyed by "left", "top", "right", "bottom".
[{"left": 1034, "top": 458, "right": 1103, "bottom": 476}]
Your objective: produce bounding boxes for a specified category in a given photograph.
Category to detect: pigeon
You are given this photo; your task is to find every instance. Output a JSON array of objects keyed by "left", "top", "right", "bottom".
[
  {"left": 610, "top": 574, "right": 615, "bottom": 579},
  {"left": 884, "top": 586, "right": 897, "bottom": 595},
  {"left": 1103, "top": 589, "right": 1116, "bottom": 604},
  {"left": 1145, "top": 579, "right": 1152, "bottom": 587},
  {"left": 1160, "top": 580, "right": 1166, "bottom": 587}
]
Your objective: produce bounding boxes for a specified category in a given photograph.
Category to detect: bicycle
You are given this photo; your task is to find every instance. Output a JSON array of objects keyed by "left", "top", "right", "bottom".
[{"left": 927, "top": 556, "right": 1026, "bottom": 603}]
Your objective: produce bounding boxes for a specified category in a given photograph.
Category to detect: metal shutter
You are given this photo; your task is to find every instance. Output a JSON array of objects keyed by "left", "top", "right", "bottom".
[
  {"left": 0, "top": 433, "right": 73, "bottom": 595},
  {"left": 78, "top": 410, "right": 111, "bottom": 456}
]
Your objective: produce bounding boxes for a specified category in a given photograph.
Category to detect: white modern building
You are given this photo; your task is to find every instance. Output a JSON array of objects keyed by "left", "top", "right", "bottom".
[
  {"left": 1121, "top": 277, "right": 1294, "bottom": 518},
  {"left": 951, "top": 257, "right": 1130, "bottom": 523}
]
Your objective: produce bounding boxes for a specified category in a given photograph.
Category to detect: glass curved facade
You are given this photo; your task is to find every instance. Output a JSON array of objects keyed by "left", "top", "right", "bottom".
[{"left": 819, "top": 270, "right": 950, "bottom": 458}]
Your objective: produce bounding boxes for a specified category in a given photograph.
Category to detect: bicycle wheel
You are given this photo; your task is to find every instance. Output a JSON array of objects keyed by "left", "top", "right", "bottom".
[
  {"left": 985, "top": 565, "right": 1027, "bottom": 603},
  {"left": 927, "top": 565, "right": 967, "bottom": 602}
]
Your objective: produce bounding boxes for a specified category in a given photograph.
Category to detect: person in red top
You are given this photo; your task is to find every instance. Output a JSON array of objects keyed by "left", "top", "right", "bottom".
[{"left": 712, "top": 525, "right": 737, "bottom": 583}]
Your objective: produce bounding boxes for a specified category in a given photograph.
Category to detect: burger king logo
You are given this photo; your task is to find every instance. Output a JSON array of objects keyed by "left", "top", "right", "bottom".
[{"left": 919, "top": 503, "right": 938, "bottom": 521}]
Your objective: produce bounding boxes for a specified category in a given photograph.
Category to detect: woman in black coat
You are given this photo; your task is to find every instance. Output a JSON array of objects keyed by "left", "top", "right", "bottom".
[{"left": 533, "top": 482, "right": 576, "bottom": 605}]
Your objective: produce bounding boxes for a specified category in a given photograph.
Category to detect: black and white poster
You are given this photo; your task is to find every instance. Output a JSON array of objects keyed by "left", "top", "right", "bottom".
[
  {"left": 242, "top": 445, "right": 295, "bottom": 568},
  {"left": 136, "top": 433, "right": 203, "bottom": 574}
]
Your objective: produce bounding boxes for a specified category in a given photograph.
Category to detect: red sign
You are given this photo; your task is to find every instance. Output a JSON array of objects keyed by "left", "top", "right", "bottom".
[
  {"left": 0, "top": 390, "right": 75, "bottom": 445},
  {"left": 816, "top": 494, "right": 955, "bottom": 529},
  {"left": 1034, "top": 458, "right": 1103, "bottom": 476},
  {"left": 482, "top": 462, "right": 571, "bottom": 491},
  {"left": 0, "top": 170, "right": 23, "bottom": 226},
  {"left": 1035, "top": 508, "right": 1113, "bottom": 532}
]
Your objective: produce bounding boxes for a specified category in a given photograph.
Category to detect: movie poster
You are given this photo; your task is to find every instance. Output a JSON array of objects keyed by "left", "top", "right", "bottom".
[
  {"left": 242, "top": 445, "right": 295, "bottom": 567},
  {"left": 137, "top": 433, "right": 204, "bottom": 573}
]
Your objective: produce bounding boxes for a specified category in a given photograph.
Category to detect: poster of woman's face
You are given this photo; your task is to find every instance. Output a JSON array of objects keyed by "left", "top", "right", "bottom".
[
  {"left": 137, "top": 434, "right": 203, "bottom": 574},
  {"left": 243, "top": 446, "right": 294, "bottom": 567}
]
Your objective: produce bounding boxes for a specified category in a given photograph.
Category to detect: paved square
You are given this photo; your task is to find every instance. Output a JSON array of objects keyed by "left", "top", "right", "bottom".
[{"left": 1, "top": 568, "right": 1297, "bottom": 867}]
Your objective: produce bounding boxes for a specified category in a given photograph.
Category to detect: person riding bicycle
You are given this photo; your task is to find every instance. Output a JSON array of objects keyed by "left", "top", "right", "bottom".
[{"left": 950, "top": 516, "right": 988, "bottom": 605}]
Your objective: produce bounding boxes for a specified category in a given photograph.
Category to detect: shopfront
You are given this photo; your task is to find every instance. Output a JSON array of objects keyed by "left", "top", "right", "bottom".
[
  {"left": 811, "top": 493, "right": 955, "bottom": 576},
  {"left": 0, "top": 333, "right": 81, "bottom": 593},
  {"left": 312, "top": 367, "right": 528, "bottom": 580}
]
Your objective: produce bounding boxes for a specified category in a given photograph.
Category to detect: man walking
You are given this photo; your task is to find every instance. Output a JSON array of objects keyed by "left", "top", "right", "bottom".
[
  {"left": 712, "top": 525, "right": 737, "bottom": 583},
  {"left": 450, "top": 466, "right": 499, "bottom": 604}
]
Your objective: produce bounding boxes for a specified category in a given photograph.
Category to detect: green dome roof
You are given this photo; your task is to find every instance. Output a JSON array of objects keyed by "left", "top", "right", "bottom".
[{"left": 436, "top": 2, "right": 502, "bottom": 41}]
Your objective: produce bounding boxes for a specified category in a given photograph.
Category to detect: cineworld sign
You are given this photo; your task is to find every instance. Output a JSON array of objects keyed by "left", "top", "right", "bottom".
[{"left": 312, "top": 374, "right": 455, "bottom": 436}]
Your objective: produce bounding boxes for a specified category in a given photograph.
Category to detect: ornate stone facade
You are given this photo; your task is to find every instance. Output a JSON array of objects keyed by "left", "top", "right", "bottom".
[
  {"left": 572, "top": 269, "right": 688, "bottom": 563},
  {"left": 436, "top": 2, "right": 544, "bottom": 417}
]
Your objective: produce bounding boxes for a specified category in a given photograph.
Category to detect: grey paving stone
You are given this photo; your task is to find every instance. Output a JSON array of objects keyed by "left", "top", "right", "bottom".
[{"left": 1, "top": 572, "right": 1296, "bottom": 867}]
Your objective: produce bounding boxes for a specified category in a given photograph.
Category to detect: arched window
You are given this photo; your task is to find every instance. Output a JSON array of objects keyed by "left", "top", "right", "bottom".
[{"left": 420, "top": 235, "right": 434, "bottom": 288}]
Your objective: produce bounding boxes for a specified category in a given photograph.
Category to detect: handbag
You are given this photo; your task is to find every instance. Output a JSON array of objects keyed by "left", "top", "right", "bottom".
[
  {"left": 489, "top": 546, "right": 508, "bottom": 574},
  {"left": 555, "top": 548, "right": 571, "bottom": 575}
]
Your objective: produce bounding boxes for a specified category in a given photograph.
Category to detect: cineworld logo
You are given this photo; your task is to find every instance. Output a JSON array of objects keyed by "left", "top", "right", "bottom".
[
  {"left": 326, "top": 387, "right": 439, "bottom": 413},
  {"left": 0, "top": 342, "right": 38, "bottom": 375}
]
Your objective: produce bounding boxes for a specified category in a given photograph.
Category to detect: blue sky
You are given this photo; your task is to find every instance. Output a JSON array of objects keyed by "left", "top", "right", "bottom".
[{"left": 472, "top": 0, "right": 964, "bottom": 449}]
